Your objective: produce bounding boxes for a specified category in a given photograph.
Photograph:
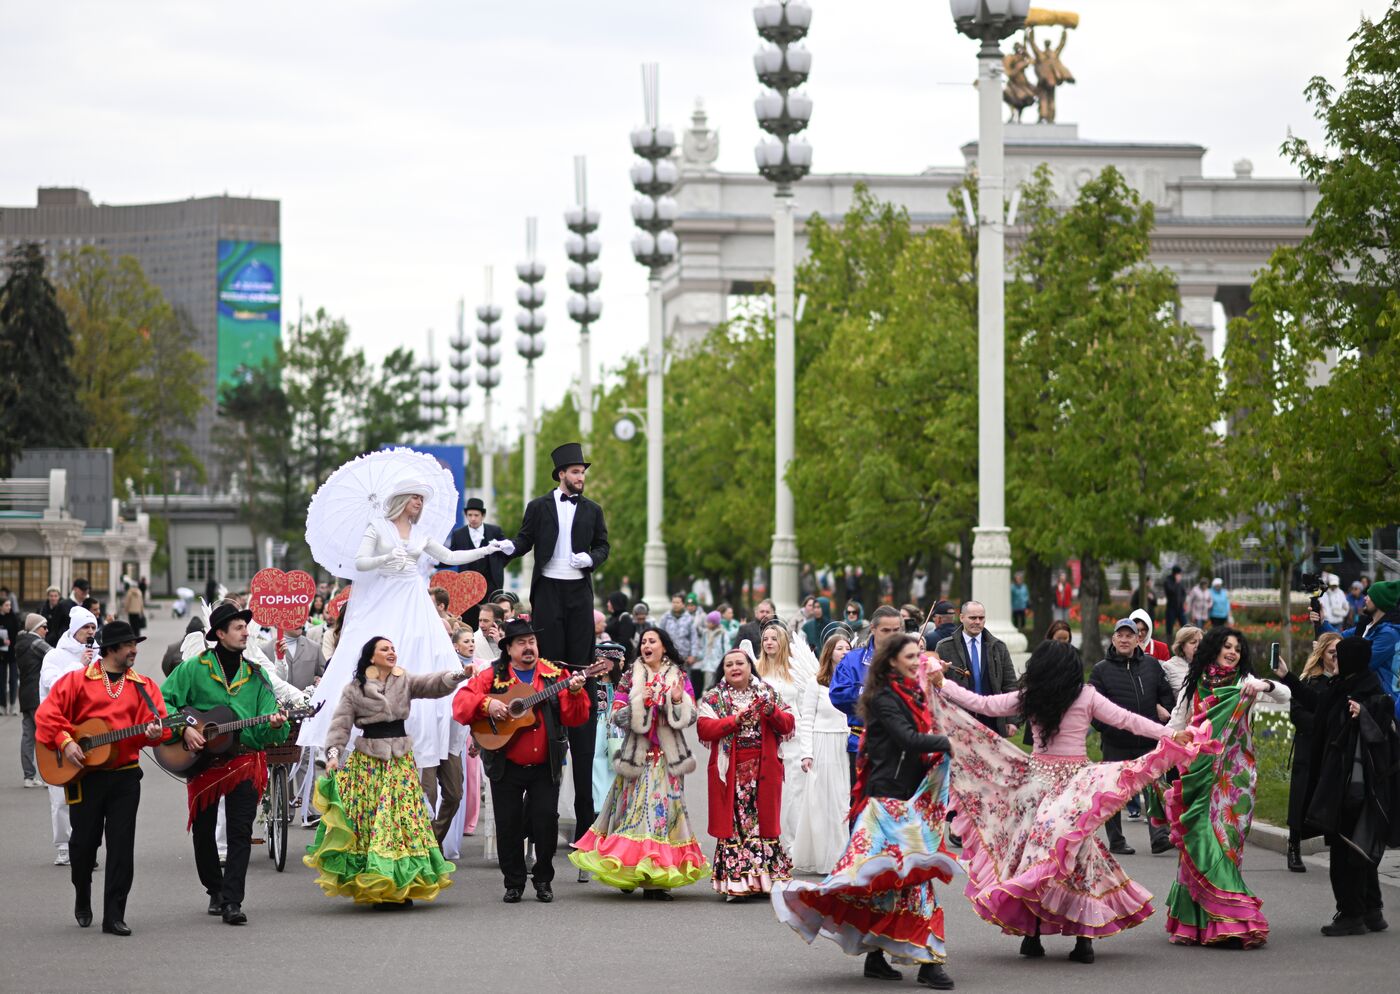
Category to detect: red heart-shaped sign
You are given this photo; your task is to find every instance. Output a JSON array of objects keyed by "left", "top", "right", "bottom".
[
  {"left": 250, "top": 568, "right": 317, "bottom": 630},
  {"left": 325, "top": 584, "right": 351, "bottom": 622},
  {"left": 429, "top": 570, "right": 489, "bottom": 617}
]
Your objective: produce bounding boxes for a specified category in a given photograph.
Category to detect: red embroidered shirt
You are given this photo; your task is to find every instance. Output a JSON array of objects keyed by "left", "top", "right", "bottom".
[
  {"left": 35, "top": 664, "right": 171, "bottom": 770},
  {"left": 453, "top": 659, "right": 590, "bottom": 766}
]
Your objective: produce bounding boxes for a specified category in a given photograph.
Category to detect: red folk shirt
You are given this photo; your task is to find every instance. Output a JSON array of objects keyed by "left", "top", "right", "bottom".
[
  {"left": 35, "top": 664, "right": 171, "bottom": 770},
  {"left": 453, "top": 659, "right": 590, "bottom": 767}
]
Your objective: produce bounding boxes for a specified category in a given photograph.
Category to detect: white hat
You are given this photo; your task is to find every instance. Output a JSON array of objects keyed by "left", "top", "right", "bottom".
[
  {"left": 384, "top": 479, "right": 435, "bottom": 509},
  {"left": 1211, "top": 577, "right": 1223, "bottom": 587},
  {"left": 67, "top": 606, "right": 98, "bottom": 636}
]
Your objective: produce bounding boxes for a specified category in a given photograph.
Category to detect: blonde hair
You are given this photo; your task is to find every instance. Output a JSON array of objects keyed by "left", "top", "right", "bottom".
[
  {"left": 757, "top": 623, "right": 793, "bottom": 684},
  {"left": 384, "top": 493, "right": 422, "bottom": 523},
  {"left": 1301, "top": 632, "right": 1342, "bottom": 681},
  {"left": 1171, "top": 625, "right": 1204, "bottom": 659}
]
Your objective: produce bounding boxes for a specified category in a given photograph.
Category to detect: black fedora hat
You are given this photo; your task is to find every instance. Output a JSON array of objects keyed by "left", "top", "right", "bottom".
[
  {"left": 96, "top": 620, "right": 147, "bottom": 649},
  {"left": 550, "top": 442, "right": 590, "bottom": 480},
  {"left": 205, "top": 602, "right": 254, "bottom": 641},
  {"left": 465, "top": 497, "right": 486, "bottom": 513},
  {"left": 497, "top": 617, "right": 541, "bottom": 650}
]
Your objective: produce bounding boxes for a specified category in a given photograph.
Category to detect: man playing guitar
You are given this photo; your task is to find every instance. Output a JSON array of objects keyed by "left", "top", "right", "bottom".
[
  {"left": 35, "top": 620, "right": 200, "bottom": 936},
  {"left": 162, "top": 602, "right": 288, "bottom": 925},
  {"left": 454, "top": 618, "right": 590, "bottom": 904}
]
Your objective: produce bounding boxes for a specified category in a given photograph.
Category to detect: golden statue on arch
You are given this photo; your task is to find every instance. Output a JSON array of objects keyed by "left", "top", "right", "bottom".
[{"left": 1005, "top": 8, "right": 1078, "bottom": 124}]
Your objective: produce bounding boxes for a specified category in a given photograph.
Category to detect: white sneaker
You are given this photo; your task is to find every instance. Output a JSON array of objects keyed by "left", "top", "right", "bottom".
[
  {"left": 23, "top": 777, "right": 41, "bottom": 788},
  {"left": 54, "top": 851, "right": 69, "bottom": 866}
]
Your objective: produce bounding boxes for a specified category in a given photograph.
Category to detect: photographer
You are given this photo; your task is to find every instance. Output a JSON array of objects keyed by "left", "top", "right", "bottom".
[{"left": 1311, "top": 579, "right": 1400, "bottom": 716}]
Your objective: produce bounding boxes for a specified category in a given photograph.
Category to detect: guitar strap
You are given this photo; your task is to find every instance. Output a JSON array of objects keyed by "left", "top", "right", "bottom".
[{"left": 133, "top": 680, "right": 161, "bottom": 724}]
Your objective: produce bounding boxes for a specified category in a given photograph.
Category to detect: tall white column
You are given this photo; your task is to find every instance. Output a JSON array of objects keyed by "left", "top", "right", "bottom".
[
  {"left": 642, "top": 274, "right": 668, "bottom": 605},
  {"left": 578, "top": 333, "right": 593, "bottom": 436},
  {"left": 521, "top": 364, "right": 536, "bottom": 597},
  {"left": 971, "top": 43, "right": 1026, "bottom": 655},
  {"left": 482, "top": 394, "right": 494, "bottom": 511},
  {"left": 769, "top": 189, "right": 800, "bottom": 619}
]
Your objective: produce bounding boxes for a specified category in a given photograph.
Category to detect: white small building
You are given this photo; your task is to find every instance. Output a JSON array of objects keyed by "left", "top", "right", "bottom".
[{"left": 0, "top": 468, "right": 155, "bottom": 613}]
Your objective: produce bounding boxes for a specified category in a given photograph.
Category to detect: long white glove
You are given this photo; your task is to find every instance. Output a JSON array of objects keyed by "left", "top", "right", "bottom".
[{"left": 569, "top": 552, "right": 593, "bottom": 569}]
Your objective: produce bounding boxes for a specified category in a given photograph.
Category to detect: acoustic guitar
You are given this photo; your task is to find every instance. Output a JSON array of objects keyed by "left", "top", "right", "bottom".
[
  {"left": 38, "top": 712, "right": 197, "bottom": 787},
  {"left": 470, "top": 660, "right": 610, "bottom": 752},
  {"left": 152, "top": 701, "right": 321, "bottom": 780}
]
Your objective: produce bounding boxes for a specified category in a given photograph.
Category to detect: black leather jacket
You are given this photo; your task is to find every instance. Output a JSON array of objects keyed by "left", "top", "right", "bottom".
[{"left": 860, "top": 684, "right": 952, "bottom": 801}]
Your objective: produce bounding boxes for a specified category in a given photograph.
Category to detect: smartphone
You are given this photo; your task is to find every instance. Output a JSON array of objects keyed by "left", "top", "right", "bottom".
[{"left": 1269, "top": 641, "right": 1282, "bottom": 674}]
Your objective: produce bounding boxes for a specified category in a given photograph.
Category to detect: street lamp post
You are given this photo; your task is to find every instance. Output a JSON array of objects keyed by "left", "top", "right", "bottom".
[
  {"left": 474, "top": 267, "right": 503, "bottom": 510},
  {"left": 447, "top": 299, "right": 473, "bottom": 485},
  {"left": 565, "top": 156, "right": 602, "bottom": 438},
  {"left": 753, "top": 0, "right": 813, "bottom": 621},
  {"left": 951, "top": 0, "right": 1029, "bottom": 655},
  {"left": 516, "top": 218, "right": 546, "bottom": 595},
  {"left": 630, "top": 62, "right": 679, "bottom": 607}
]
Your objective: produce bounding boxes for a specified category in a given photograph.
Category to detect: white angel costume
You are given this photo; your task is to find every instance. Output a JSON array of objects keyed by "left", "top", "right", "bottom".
[
  {"left": 299, "top": 451, "right": 497, "bottom": 769},
  {"left": 760, "top": 630, "right": 818, "bottom": 855}
]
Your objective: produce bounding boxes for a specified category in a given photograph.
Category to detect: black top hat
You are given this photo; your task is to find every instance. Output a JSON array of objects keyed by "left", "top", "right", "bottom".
[
  {"left": 550, "top": 442, "right": 590, "bottom": 480},
  {"left": 497, "top": 617, "right": 541, "bottom": 651},
  {"left": 96, "top": 620, "right": 147, "bottom": 649},
  {"left": 205, "top": 603, "right": 254, "bottom": 640},
  {"left": 464, "top": 497, "right": 486, "bottom": 513}
]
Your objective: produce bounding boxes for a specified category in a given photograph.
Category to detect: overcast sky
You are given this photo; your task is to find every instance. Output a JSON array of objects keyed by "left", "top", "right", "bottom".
[{"left": 1, "top": 0, "right": 1370, "bottom": 442}]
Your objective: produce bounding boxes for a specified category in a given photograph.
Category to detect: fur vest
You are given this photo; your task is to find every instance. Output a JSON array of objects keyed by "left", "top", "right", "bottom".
[{"left": 612, "top": 660, "right": 697, "bottom": 779}]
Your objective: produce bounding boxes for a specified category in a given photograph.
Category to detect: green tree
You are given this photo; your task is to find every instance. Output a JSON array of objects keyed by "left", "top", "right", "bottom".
[
  {"left": 1281, "top": 4, "right": 1400, "bottom": 535},
  {"left": 359, "top": 346, "right": 432, "bottom": 454},
  {"left": 0, "top": 243, "right": 86, "bottom": 474},
  {"left": 1218, "top": 249, "right": 1328, "bottom": 664},
  {"left": 1006, "top": 167, "right": 1221, "bottom": 660},
  {"left": 55, "top": 247, "right": 172, "bottom": 484},
  {"left": 137, "top": 305, "right": 208, "bottom": 593},
  {"left": 283, "top": 309, "right": 366, "bottom": 487},
  {"left": 792, "top": 188, "right": 978, "bottom": 601}
]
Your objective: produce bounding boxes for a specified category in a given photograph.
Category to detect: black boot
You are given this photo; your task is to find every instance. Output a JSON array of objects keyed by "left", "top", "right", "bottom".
[
  {"left": 1320, "top": 913, "right": 1366, "bottom": 936},
  {"left": 1364, "top": 910, "right": 1388, "bottom": 932},
  {"left": 1068, "top": 937, "right": 1095, "bottom": 963},
  {"left": 1287, "top": 841, "right": 1306, "bottom": 873},
  {"left": 916, "top": 963, "right": 955, "bottom": 989},
  {"left": 1019, "top": 934, "right": 1045, "bottom": 957},
  {"left": 863, "top": 951, "right": 902, "bottom": 981}
]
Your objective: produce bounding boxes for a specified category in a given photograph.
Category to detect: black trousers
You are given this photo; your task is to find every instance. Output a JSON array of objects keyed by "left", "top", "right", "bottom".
[
  {"left": 532, "top": 576, "right": 598, "bottom": 838},
  {"left": 192, "top": 779, "right": 259, "bottom": 908},
  {"left": 1330, "top": 800, "right": 1384, "bottom": 919},
  {"left": 1100, "top": 742, "right": 1169, "bottom": 850},
  {"left": 69, "top": 767, "right": 141, "bottom": 925},
  {"left": 490, "top": 760, "right": 561, "bottom": 891},
  {"left": 1164, "top": 603, "right": 1186, "bottom": 640}
]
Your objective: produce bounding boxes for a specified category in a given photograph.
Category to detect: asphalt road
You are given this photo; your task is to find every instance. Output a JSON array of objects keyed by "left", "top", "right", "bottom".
[{"left": 1, "top": 610, "right": 1394, "bottom": 994}]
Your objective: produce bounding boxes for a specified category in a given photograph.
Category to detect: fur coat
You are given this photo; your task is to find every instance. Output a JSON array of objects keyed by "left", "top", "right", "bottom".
[
  {"left": 326, "top": 665, "right": 468, "bottom": 761},
  {"left": 611, "top": 659, "right": 697, "bottom": 779}
]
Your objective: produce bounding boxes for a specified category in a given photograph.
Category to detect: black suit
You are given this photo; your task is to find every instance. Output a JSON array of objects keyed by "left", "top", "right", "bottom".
[
  {"left": 508, "top": 490, "right": 609, "bottom": 841},
  {"left": 445, "top": 521, "right": 506, "bottom": 626},
  {"left": 934, "top": 628, "right": 1017, "bottom": 735}
]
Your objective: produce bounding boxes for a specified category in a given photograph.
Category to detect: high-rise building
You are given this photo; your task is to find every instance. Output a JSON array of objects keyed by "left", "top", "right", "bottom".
[{"left": 0, "top": 187, "right": 281, "bottom": 484}]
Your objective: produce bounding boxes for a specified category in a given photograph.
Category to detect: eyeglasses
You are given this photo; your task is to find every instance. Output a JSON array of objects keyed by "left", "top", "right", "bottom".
[{"left": 846, "top": 610, "right": 859, "bottom": 617}]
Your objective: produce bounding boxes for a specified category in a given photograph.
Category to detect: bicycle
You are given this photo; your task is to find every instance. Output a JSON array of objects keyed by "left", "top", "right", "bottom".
[{"left": 260, "top": 719, "right": 308, "bottom": 872}]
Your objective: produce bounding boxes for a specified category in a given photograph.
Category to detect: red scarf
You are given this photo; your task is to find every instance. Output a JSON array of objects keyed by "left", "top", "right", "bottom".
[{"left": 848, "top": 677, "right": 937, "bottom": 824}]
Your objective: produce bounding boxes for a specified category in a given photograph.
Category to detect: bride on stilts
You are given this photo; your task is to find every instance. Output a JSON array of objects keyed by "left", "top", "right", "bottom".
[{"left": 300, "top": 448, "right": 503, "bottom": 770}]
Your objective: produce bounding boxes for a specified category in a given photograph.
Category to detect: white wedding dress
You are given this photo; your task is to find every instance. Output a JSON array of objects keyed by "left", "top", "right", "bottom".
[{"left": 299, "top": 517, "right": 493, "bottom": 769}]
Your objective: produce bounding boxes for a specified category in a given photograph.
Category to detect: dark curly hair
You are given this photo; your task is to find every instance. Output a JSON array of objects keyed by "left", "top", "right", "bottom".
[
  {"left": 638, "top": 625, "right": 683, "bottom": 668},
  {"left": 857, "top": 633, "right": 921, "bottom": 723},
  {"left": 1017, "top": 640, "right": 1084, "bottom": 749},
  {"left": 1177, "top": 625, "right": 1254, "bottom": 708},
  {"left": 355, "top": 636, "right": 390, "bottom": 689}
]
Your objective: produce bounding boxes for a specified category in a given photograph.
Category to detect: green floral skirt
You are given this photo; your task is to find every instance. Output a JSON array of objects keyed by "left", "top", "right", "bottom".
[{"left": 303, "top": 751, "right": 455, "bottom": 904}]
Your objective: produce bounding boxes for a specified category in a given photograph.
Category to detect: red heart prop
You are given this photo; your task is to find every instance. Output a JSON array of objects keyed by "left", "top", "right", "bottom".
[
  {"left": 429, "top": 570, "right": 489, "bottom": 617},
  {"left": 325, "top": 584, "right": 351, "bottom": 622},
  {"left": 249, "top": 569, "right": 317, "bottom": 630}
]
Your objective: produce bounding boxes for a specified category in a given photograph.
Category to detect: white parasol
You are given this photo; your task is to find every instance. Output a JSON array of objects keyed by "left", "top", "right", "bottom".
[{"left": 306, "top": 447, "right": 458, "bottom": 580}]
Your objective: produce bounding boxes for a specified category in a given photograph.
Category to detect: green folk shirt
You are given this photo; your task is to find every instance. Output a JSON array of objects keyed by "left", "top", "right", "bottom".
[{"left": 162, "top": 650, "right": 290, "bottom": 751}]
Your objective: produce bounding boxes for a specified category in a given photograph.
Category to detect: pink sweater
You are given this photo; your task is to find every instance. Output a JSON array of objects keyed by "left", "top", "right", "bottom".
[{"left": 938, "top": 681, "right": 1170, "bottom": 757}]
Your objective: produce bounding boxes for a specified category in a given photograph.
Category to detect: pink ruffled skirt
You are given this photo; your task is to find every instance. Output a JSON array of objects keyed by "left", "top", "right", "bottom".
[{"left": 931, "top": 696, "right": 1197, "bottom": 938}]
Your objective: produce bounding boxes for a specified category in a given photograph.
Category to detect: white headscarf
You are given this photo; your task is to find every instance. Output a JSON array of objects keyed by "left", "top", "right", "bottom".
[{"left": 1128, "top": 608, "right": 1155, "bottom": 651}]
